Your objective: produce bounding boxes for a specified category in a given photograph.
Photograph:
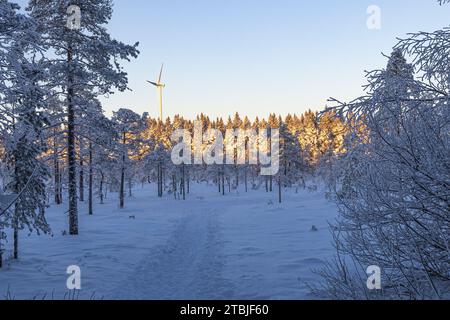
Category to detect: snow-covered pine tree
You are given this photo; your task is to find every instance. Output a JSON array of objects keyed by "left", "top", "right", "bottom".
[
  {"left": 112, "top": 108, "right": 144, "bottom": 209},
  {"left": 77, "top": 97, "right": 114, "bottom": 215},
  {"left": 44, "top": 95, "right": 66, "bottom": 205},
  {"left": 146, "top": 142, "right": 171, "bottom": 198},
  {"left": 241, "top": 116, "right": 252, "bottom": 193},
  {"left": 0, "top": 0, "right": 51, "bottom": 260},
  {"left": 27, "top": 0, "right": 139, "bottom": 235},
  {"left": 92, "top": 131, "right": 116, "bottom": 205},
  {"left": 3, "top": 62, "right": 51, "bottom": 260},
  {"left": 316, "top": 110, "right": 347, "bottom": 189},
  {"left": 0, "top": 0, "right": 22, "bottom": 267},
  {"left": 276, "top": 117, "right": 303, "bottom": 202}
]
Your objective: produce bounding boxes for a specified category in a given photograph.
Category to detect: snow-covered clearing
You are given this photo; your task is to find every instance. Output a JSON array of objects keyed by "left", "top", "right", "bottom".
[{"left": 0, "top": 183, "right": 338, "bottom": 300}]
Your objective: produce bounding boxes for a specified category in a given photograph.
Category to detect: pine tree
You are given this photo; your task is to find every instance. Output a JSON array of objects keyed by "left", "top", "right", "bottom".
[
  {"left": 0, "top": 1, "right": 51, "bottom": 260},
  {"left": 112, "top": 108, "right": 144, "bottom": 209},
  {"left": 276, "top": 118, "right": 303, "bottom": 203},
  {"left": 27, "top": 0, "right": 139, "bottom": 235}
]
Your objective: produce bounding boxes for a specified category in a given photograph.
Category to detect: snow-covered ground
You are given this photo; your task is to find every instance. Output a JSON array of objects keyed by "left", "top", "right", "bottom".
[{"left": 0, "top": 183, "right": 338, "bottom": 300}]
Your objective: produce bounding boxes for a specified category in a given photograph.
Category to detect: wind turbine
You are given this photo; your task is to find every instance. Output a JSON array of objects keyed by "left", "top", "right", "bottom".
[{"left": 147, "top": 64, "right": 166, "bottom": 121}]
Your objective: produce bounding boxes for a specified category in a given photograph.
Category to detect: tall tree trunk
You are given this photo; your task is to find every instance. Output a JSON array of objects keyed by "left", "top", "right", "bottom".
[
  {"left": 120, "top": 163, "right": 125, "bottom": 209},
  {"left": 119, "top": 132, "right": 126, "bottom": 209},
  {"left": 157, "top": 164, "right": 160, "bottom": 197},
  {"left": 13, "top": 155, "right": 19, "bottom": 260},
  {"left": 13, "top": 206, "right": 18, "bottom": 260},
  {"left": 58, "top": 168, "right": 63, "bottom": 203},
  {"left": 182, "top": 165, "right": 186, "bottom": 200},
  {"left": 157, "top": 163, "right": 162, "bottom": 197},
  {"left": 67, "top": 46, "right": 79, "bottom": 235},
  {"left": 79, "top": 137, "right": 84, "bottom": 202},
  {"left": 88, "top": 142, "right": 93, "bottom": 215},
  {"left": 100, "top": 172, "right": 104, "bottom": 204},
  {"left": 56, "top": 161, "right": 61, "bottom": 204},
  {"left": 53, "top": 132, "right": 61, "bottom": 205},
  {"left": 160, "top": 164, "right": 163, "bottom": 197}
]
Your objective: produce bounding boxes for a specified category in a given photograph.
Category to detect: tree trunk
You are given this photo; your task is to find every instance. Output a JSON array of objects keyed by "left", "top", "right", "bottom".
[
  {"left": 161, "top": 167, "right": 163, "bottom": 196},
  {"left": 79, "top": 137, "right": 84, "bottom": 202},
  {"left": 88, "top": 142, "right": 93, "bottom": 215},
  {"left": 100, "top": 172, "right": 104, "bottom": 204},
  {"left": 157, "top": 163, "right": 162, "bottom": 197},
  {"left": 53, "top": 132, "right": 61, "bottom": 205},
  {"left": 55, "top": 161, "right": 61, "bottom": 204},
  {"left": 67, "top": 46, "right": 78, "bottom": 235},
  {"left": 13, "top": 153, "right": 19, "bottom": 260},
  {"left": 119, "top": 132, "right": 126, "bottom": 209},
  {"left": 120, "top": 164, "right": 125, "bottom": 209},
  {"left": 59, "top": 168, "right": 63, "bottom": 203},
  {"left": 128, "top": 179, "right": 132, "bottom": 197},
  {"left": 182, "top": 165, "right": 186, "bottom": 200},
  {"left": 157, "top": 164, "right": 160, "bottom": 197},
  {"left": 13, "top": 207, "right": 18, "bottom": 260}
]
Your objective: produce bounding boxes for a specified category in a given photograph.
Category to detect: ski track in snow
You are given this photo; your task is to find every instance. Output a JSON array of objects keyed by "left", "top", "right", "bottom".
[{"left": 112, "top": 205, "right": 235, "bottom": 300}]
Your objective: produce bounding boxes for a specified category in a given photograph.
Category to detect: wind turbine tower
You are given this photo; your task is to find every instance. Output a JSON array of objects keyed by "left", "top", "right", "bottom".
[{"left": 147, "top": 64, "right": 166, "bottom": 121}]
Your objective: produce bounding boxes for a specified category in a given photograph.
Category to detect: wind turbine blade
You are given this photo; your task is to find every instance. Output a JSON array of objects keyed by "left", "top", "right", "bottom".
[
  {"left": 158, "top": 63, "right": 164, "bottom": 84},
  {"left": 147, "top": 81, "right": 158, "bottom": 87}
]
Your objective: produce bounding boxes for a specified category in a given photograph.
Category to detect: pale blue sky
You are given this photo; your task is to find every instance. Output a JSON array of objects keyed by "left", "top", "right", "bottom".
[{"left": 16, "top": 0, "right": 450, "bottom": 119}]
